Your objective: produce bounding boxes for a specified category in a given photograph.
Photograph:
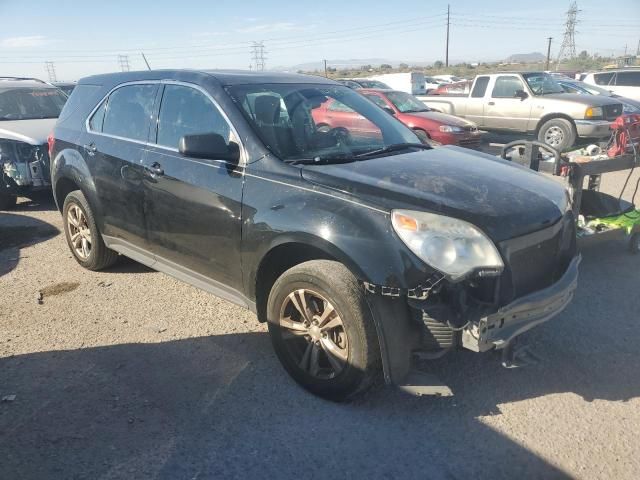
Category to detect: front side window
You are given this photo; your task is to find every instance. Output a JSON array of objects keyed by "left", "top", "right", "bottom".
[
  {"left": 616, "top": 72, "right": 640, "bottom": 87},
  {"left": 156, "top": 84, "right": 230, "bottom": 149},
  {"left": 492, "top": 76, "right": 525, "bottom": 98},
  {"left": 102, "top": 84, "right": 157, "bottom": 142},
  {"left": 593, "top": 72, "right": 615, "bottom": 86},
  {"left": 0, "top": 87, "right": 67, "bottom": 121},
  {"left": 471, "top": 77, "right": 490, "bottom": 98},
  {"left": 227, "top": 83, "right": 419, "bottom": 162}
]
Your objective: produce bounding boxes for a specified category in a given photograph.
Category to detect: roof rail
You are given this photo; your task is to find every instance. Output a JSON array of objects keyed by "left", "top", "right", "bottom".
[{"left": 0, "top": 76, "right": 47, "bottom": 83}]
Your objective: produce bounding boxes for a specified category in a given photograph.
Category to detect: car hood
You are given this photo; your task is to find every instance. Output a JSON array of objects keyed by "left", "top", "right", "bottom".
[
  {"left": 405, "top": 111, "right": 475, "bottom": 127},
  {"left": 540, "top": 93, "right": 623, "bottom": 107},
  {"left": 301, "top": 146, "right": 569, "bottom": 242},
  {"left": 0, "top": 118, "right": 57, "bottom": 144}
]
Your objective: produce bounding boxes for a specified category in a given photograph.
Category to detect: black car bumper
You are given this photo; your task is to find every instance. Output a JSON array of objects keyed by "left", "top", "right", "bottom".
[{"left": 461, "top": 254, "right": 581, "bottom": 352}]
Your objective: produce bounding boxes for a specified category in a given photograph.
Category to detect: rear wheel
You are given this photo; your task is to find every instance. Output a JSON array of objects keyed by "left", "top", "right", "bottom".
[
  {"left": 0, "top": 192, "right": 17, "bottom": 210},
  {"left": 537, "top": 118, "right": 576, "bottom": 152},
  {"left": 63, "top": 190, "right": 118, "bottom": 270},
  {"left": 267, "top": 260, "right": 381, "bottom": 401}
]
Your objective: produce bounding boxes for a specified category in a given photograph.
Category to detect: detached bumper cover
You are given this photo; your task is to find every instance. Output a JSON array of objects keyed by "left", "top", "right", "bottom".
[
  {"left": 575, "top": 120, "right": 612, "bottom": 138},
  {"left": 463, "top": 254, "right": 581, "bottom": 352}
]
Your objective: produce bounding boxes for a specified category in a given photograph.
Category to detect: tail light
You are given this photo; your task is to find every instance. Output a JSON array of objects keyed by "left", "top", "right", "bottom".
[{"left": 47, "top": 133, "right": 55, "bottom": 157}]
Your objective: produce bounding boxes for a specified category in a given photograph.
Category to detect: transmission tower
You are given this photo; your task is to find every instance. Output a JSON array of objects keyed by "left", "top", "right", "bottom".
[
  {"left": 44, "top": 61, "right": 57, "bottom": 82},
  {"left": 555, "top": 1, "right": 580, "bottom": 69},
  {"left": 250, "top": 42, "right": 267, "bottom": 71},
  {"left": 118, "top": 54, "right": 131, "bottom": 72}
]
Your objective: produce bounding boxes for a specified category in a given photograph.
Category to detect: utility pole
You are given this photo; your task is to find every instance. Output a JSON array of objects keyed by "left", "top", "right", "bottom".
[
  {"left": 250, "top": 41, "right": 266, "bottom": 71},
  {"left": 118, "top": 54, "right": 130, "bottom": 72},
  {"left": 636, "top": 38, "right": 640, "bottom": 56},
  {"left": 44, "top": 61, "right": 57, "bottom": 82},
  {"left": 445, "top": 4, "right": 450, "bottom": 67},
  {"left": 545, "top": 37, "right": 553, "bottom": 70},
  {"left": 556, "top": 1, "right": 580, "bottom": 70},
  {"left": 323, "top": 59, "right": 328, "bottom": 77}
]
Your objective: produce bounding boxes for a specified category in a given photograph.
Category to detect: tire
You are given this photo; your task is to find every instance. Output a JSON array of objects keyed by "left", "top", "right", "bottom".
[
  {"left": 537, "top": 118, "right": 576, "bottom": 152},
  {"left": 630, "top": 233, "right": 640, "bottom": 254},
  {"left": 0, "top": 193, "right": 17, "bottom": 210},
  {"left": 62, "top": 190, "right": 118, "bottom": 270},
  {"left": 267, "top": 260, "right": 381, "bottom": 401}
]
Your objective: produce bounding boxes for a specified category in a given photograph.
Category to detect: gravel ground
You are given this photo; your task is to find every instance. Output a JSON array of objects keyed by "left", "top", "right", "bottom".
[{"left": 1, "top": 147, "right": 640, "bottom": 479}]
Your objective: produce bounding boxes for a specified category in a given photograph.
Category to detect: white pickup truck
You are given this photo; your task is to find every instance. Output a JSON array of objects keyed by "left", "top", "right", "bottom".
[{"left": 419, "top": 72, "right": 624, "bottom": 151}]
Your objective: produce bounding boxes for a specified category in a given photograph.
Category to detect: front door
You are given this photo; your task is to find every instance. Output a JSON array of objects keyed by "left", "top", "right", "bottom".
[
  {"left": 84, "top": 83, "right": 159, "bottom": 251},
  {"left": 142, "top": 82, "right": 244, "bottom": 292},
  {"left": 483, "top": 75, "right": 532, "bottom": 131}
]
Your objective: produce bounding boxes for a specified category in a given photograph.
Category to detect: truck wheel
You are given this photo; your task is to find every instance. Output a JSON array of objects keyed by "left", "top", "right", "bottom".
[
  {"left": 538, "top": 118, "right": 576, "bottom": 152},
  {"left": 267, "top": 260, "right": 381, "bottom": 402},
  {"left": 0, "top": 193, "right": 17, "bottom": 210},
  {"left": 62, "top": 190, "right": 118, "bottom": 271}
]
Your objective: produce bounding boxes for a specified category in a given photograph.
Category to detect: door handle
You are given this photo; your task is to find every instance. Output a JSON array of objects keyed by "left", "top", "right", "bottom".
[
  {"left": 144, "top": 162, "right": 164, "bottom": 177},
  {"left": 488, "top": 101, "right": 495, "bottom": 106},
  {"left": 83, "top": 143, "right": 97, "bottom": 156}
]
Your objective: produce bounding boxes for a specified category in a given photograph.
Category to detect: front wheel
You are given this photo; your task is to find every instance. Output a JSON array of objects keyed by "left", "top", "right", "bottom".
[
  {"left": 537, "top": 118, "right": 576, "bottom": 152},
  {"left": 267, "top": 260, "right": 381, "bottom": 401}
]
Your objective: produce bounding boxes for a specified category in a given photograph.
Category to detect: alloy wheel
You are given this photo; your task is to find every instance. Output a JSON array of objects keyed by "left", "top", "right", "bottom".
[
  {"left": 67, "top": 204, "right": 92, "bottom": 260},
  {"left": 278, "top": 289, "right": 349, "bottom": 379},
  {"left": 544, "top": 126, "right": 564, "bottom": 147}
]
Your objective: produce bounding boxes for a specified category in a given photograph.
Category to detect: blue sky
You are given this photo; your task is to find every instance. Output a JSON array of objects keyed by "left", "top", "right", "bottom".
[{"left": 0, "top": 0, "right": 638, "bottom": 81}]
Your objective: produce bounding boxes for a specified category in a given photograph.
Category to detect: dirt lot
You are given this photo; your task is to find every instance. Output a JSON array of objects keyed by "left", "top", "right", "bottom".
[{"left": 2, "top": 154, "right": 640, "bottom": 479}]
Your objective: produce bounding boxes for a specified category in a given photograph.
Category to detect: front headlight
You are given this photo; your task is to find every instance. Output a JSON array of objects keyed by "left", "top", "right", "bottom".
[
  {"left": 391, "top": 210, "right": 504, "bottom": 280},
  {"left": 439, "top": 125, "right": 465, "bottom": 133},
  {"left": 585, "top": 106, "right": 603, "bottom": 119}
]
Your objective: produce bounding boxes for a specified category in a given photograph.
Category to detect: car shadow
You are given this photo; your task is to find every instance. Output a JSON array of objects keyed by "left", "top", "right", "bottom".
[
  {"left": 2, "top": 240, "right": 638, "bottom": 479},
  {"left": 0, "top": 212, "right": 60, "bottom": 277},
  {"left": 12, "top": 192, "right": 58, "bottom": 213}
]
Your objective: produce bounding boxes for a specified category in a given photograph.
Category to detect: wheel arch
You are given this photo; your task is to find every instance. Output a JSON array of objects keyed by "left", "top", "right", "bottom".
[{"left": 534, "top": 113, "right": 576, "bottom": 135}]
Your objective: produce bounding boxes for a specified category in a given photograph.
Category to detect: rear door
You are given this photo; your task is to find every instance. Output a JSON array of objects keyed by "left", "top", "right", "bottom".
[
  {"left": 84, "top": 83, "right": 158, "bottom": 251},
  {"left": 483, "top": 75, "right": 532, "bottom": 131},
  {"left": 613, "top": 71, "right": 640, "bottom": 100},
  {"left": 142, "top": 82, "right": 244, "bottom": 292},
  {"left": 465, "top": 76, "right": 490, "bottom": 126}
]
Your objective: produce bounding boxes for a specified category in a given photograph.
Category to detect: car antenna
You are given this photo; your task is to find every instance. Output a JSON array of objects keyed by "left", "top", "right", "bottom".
[{"left": 141, "top": 52, "right": 151, "bottom": 71}]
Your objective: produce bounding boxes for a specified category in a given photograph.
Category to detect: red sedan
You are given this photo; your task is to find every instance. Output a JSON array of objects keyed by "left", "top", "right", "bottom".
[{"left": 359, "top": 88, "right": 481, "bottom": 148}]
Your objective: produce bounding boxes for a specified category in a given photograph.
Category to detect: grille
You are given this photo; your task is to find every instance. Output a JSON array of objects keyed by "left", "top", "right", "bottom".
[
  {"left": 458, "top": 137, "right": 481, "bottom": 149},
  {"left": 604, "top": 103, "right": 623, "bottom": 121},
  {"left": 499, "top": 213, "right": 576, "bottom": 301}
]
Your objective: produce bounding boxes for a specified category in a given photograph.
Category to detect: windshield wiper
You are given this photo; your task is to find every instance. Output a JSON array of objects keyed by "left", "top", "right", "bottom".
[
  {"left": 353, "top": 143, "right": 432, "bottom": 158},
  {"left": 284, "top": 154, "right": 355, "bottom": 166},
  {"left": 403, "top": 109, "right": 430, "bottom": 113}
]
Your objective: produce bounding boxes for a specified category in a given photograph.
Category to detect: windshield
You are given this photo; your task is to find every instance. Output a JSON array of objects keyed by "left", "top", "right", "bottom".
[
  {"left": 357, "top": 80, "right": 391, "bottom": 89},
  {"left": 227, "top": 83, "right": 420, "bottom": 162},
  {"left": 578, "top": 82, "right": 614, "bottom": 96},
  {"left": 0, "top": 87, "right": 67, "bottom": 120},
  {"left": 385, "top": 91, "right": 430, "bottom": 113},
  {"left": 522, "top": 73, "right": 565, "bottom": 95}
]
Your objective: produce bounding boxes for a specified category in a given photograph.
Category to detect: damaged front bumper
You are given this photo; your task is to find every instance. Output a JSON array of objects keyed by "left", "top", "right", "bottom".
[
  {"left": 1, "top": 141, "right": 51, "bottom": 196},
  {"left": 461, "top": 254, "right": 580, "bottom": 352}
]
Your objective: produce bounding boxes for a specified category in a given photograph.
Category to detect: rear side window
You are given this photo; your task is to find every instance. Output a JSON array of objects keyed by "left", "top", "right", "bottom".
[
  {"left": 102, "top": 84, "right": 157, "bottom": 142},
  {"left": 593, "top": 72, "right": 615, "bottom": 86},
  {"left": 156, "top": 84, "right": 230, "bottom": 149},
  {"left": 471, "top": 77, "right": 489, "bottom": 98},
  {"left": 615, "top": 71, "right": 640, "bottom": 87},
  {"left": 492, "top": 76, "right": 524, "bottom": 98}
]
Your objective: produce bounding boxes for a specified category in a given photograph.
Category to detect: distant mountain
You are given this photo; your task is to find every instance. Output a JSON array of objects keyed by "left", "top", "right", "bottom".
[{"left": 505, "top": 52, "right": 547, "bottom": 63}]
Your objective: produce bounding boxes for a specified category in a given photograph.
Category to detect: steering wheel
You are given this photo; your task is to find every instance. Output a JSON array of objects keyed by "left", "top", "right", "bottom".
[{"left": 500, "top": 140, "right": 566, "bottom": 175}]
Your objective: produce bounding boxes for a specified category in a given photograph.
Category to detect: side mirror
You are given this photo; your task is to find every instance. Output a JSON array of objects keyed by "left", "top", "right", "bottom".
[
  {"left": 382, "top": 106, "right": 395, "bottom": 115},
  {"left": 179, "top": 133, "right": 240, "bottom": 163},
  {"left": 514, "top": 89, "right": 529, "bottom": 100}
]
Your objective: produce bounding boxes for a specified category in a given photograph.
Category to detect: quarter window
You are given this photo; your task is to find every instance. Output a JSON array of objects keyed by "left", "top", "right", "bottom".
[
  {"left": 492, "top": 76, "right": 525, "bottom": 98},
  {"left": 89, "top": 100, "right": 107, "bottom": 131},
  {"left": 593, "top": 72, "right": 615, "bottom": 86},
  {"left": 156, "top": 84, "right": 230, "bottom": 149},
  {"left": 471, "top": 76, "right": 490, "bottom": 98},
  {"left": 102, "top": 84, "right": 157, "bottom": 142},
  {"left": 615, "top": 72, "right": 640, "bottom": 87}
]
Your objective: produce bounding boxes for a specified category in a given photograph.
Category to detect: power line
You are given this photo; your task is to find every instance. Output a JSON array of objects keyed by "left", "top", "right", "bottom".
[
  {"left": 44, "top": 61, "right": 57, "bottom": 82},
  {"left": 556, "top": 1, "right": 580, "bottom": 69}
]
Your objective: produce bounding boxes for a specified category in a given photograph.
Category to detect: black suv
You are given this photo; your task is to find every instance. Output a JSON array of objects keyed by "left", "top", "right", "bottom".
[{"left": 51, "top": 70, "right": 580, "bottom": 400}]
